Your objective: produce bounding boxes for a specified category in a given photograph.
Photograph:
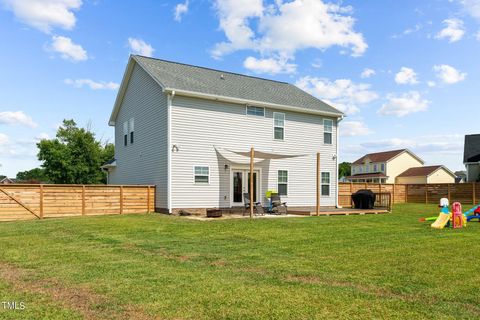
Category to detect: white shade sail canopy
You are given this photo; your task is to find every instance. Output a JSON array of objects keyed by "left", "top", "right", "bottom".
[{"left": 214, "top": 146, "right": 306, "bottom": 164}]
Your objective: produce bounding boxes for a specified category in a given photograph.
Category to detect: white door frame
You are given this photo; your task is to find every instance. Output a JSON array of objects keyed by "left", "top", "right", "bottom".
[{"left": 230, "top": 167, "right": 262, "bottom": 207}]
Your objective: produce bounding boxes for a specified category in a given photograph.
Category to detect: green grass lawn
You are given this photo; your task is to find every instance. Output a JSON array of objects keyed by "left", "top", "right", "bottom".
[{"left": 0, "top": 203, "right": 479, "bottom": 319}]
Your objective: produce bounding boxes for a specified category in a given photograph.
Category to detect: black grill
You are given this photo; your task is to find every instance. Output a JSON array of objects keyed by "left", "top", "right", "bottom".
[{"left": 351, "top": 190, "right": 376, "bottom": 209}]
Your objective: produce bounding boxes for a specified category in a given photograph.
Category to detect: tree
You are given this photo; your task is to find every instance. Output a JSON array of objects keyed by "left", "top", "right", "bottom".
[
  {"left": 16, "top": 168, "right": 49, "bottom": 183},
  {"left": 37, "top": 119, "right": 114, "bottom": 184},
  {"left": 338, "top": 162, "right": 351, "bottom": 178}
]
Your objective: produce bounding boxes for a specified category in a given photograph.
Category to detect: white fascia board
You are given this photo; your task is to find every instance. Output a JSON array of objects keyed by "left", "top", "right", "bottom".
[{"left": 164, "top": 88, "right": 344, "bottom": 118}]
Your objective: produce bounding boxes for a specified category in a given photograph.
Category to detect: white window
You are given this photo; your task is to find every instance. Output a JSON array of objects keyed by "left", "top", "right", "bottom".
[
  {"left": 194, "top": 166, "right": 209, "bottom": 184},
  {"left": 381, "top": 163, "right": 385, "bottom": 172},
  {"left": 373, "top": 164, "right": 378, "bottom": 172},
  {"left": 324, "top": 119, "right": 333, "bottom": 144},
  {"left": 129, "top": 118, "right": 134, "bottom": 144},
  {"left": 277, "top": 170, "right": 288, "bottom": 195},
  {"left": 321, "top": 172, "right": 330, "bottom": 196},
  {"left": 359, "top": 166, "right": 363, "bottom": 173},
  {"left": 352, "top": 166, "right": 356, "bottom": 174},
  {"left": 273, "top": 113, "right": 285, "bottom": 140},
  {"left": 246, "top": 106, "right": 265, "bottom": 117},
  {"left": 123, "top": 121, "right": 128, "bottom": 146}
]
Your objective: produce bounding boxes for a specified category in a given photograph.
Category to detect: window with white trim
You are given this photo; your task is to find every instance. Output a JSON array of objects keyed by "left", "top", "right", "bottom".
[
  {"left": 129, "top": 118, "right": 134, "bottom": 144},
  {"left": 324, "top": 119, "right": 333, "bottom": 144},
  {"left": 277, "top": 170, "right": 288, "bottom": 196},
  {"left": 123, "top": 121, "right": 128, "bottom": 146},
  {"left": 274, "top": 112, "right": 285, "bottom": 140},
  {"left": 381, "top": 163, "right": 385, "bottom": 172},
  {"left": 373, "top": 164, "right": 378, "bottom": 172},
  {"left": 246, "top": 106, "right": 265, "bottom": 117},
  {"left": 321, "top": 172, "right": 330, "bottom": 196},
  {"left": 194, "top": 166, "right": 209, "bottom": 184}
]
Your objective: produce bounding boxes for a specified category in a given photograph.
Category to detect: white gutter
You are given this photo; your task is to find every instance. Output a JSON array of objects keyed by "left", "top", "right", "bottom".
[
  {"left": 336, "top": 115, "right": 344, "bottom": 208},
  {"left": 163, "top": 88, "right": 344, "bottom": 118},
  {"left": 167, "top": 90, "right": 175, "bottom": 214}
]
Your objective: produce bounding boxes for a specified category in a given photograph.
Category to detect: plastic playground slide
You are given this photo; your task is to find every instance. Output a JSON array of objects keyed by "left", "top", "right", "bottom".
[{"left": 431, "top": 212, "right": 451, "bottom": 229}]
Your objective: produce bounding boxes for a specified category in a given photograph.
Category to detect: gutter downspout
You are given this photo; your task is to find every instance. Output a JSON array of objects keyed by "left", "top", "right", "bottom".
[
  {"left": 167, "top": 90, "right": 175, "bottom": 214},
  {"left": 336, "top": 115, "right": 344, "bottom": 208}
]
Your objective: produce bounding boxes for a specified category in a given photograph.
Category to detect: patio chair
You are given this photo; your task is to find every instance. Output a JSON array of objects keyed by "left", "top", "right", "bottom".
[
  {"left": 243, "top": 193, "right": 264, "bottom": 216},
  {"left": 270, "top": 193, "right": 288, "bottom": 215}
]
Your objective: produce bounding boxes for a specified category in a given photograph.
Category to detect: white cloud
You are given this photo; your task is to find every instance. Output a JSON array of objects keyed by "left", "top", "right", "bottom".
[
  {"left": 427, "top": 81, "right": 436, "bottom": 87},
  {"left": 378, "top": 91, "right": 429, "bottom": 117},
  {"left": 128, "top": 37, "right": 154, "bottom": 57},
  {"left": 0, "top": 133, "right": 9, "bottom": 145},
  {"left": 476, "top": 30, "right": 480, "bottom": 40},
  {"left": 341, "top": 121, "right": 372, "bottom": 137},
  {"left": 436, "top": 18, "right": 465, "bottom": 43},
  {"left": 0, "top": 111, "right": 37, "bottom": 128},
  {"left": 243, "top": 56, "right": 296, "bottom": 74},
  {"left": 360, "top": 68, "right": 375, "bottom": 79},
  {"left": 433, "top": 64, "right": 466, "bottom": 84},
  {"left": 296, "top": 77, "right": 378, "bottom": 115},
  {"left": 458, "top": 0, "right": 480, "bottom": 19},
  {"left": 1, "top": 0, "right": 82, "bottom": 33},
  {"left": 64, "top": 78, "right": 119, "bottom": 90},
  {"left": 174, "top": 1, "right": 189, "bottom": 22},
  {"left": 212, "top": 0, "right": 367, "bottom": 73},
  {"left": 49, "top": 35, "right": 87, "bottom": 61},
  {"left": 395, "top": 67, "right": 419, "bottom": 84}
]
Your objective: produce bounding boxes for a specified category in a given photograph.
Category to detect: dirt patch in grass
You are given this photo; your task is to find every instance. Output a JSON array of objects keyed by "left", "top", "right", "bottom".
[{"left": 0, "top": 262, "right": 154, "bottom": 320}]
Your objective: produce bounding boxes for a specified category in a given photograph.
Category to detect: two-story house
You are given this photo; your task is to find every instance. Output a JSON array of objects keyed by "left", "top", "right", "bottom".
[
  {"left": 346, "top": 149, "right": 455, "bottom": 184},
  {"left": 106, "top": 55, "right": 344, "bottom": 214}
]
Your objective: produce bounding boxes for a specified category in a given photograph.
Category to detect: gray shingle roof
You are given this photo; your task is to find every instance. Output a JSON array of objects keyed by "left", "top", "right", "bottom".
[
  {"left": 464, "top": 134, "right": 480, "bottom": 163},
  {"left": 134, "top": 55, "right": 343, "bottom": 116}
]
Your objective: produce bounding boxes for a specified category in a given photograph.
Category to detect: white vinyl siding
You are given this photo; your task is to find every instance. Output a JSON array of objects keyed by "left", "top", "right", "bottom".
[
  {"left": 324, "top": 119, "right": 333, "bottom": 144},
  {"left": 171, "top": 95, "right": 338, "bottom": 208},
  {"left": 194, "top": 166, "right": 209, "bottom": 184},
  {"left": 321, "top": 172, "right": 330, "bottom": 196},
  {"left": 109, "top": 64, "right": 168, "bottom": 209},
  {"left": 246, "top": 106, "right": 265, "bottom": 117},
  {"left": 273, "top": 112, "right": 285, "bottom": 141},
  {"left": 277, "top": 170, "right": 288, "bottom": 196}
]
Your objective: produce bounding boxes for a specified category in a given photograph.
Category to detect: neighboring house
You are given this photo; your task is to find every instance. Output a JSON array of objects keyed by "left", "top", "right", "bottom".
[
  {"left": 464, "top": 134, "right": 480, "bottom": 182},
  {"left": 106, "top": 55, "right": 344, "bottom": 213},
  {"left": 454, "top": 171, "right": 467, "bottom": 183},
  {"left": 346, "top": 149, "right": 424, "bottom": 184},
  {"left": 396, "top": 165, "right": 456, "bottom": 184},
  {"left": 0, "top": 177, "right": 15, "bottom": 184}
]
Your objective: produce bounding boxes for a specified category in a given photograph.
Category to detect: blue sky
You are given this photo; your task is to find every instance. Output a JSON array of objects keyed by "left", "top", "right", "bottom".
[{"left": 1, "top": 0, "right": 479, "bottom": 177}]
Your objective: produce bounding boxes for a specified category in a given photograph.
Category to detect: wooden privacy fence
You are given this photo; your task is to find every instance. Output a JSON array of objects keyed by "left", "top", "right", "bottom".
[
  {"left": 339, "top": 182, "right": 480, "bottom": 207},
  {"left": 0, "top": 184, "right": 155, "bottom": 222}
]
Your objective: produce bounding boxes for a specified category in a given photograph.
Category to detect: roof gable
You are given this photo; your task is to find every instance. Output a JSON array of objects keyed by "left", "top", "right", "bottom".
[
  {"left": 464, "top": 134, "right": 480, "bottom": 163},
  {"left": 397, "top": 165, "right": 455, "bottom": 178},
  {"left": 353, "top": 149, "right": 424, "bottom": 165}
]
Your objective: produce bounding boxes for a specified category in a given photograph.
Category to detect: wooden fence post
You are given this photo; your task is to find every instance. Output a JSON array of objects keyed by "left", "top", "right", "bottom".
[
  {"left": 147, "top": 186, "right": 151, "bottom": 213},
  {"left": 39, "top": 185, "right": 44, "bottom": 219},
  {"left": 350, "top": 182, "right": 353, "bottom": 208},
  {"left": 425, "top": 184, "right": 428, "bottom": 204},
  {"left": 392, "top": 184, "right": 396, "bottom": 205},
  {"left": 405, "top": 184, "right": 409, "bottom": 203},
  {"left": 316, "top": 152, "right": 320, "bottom": 216},
  {"left": 447, "top": 184, "right": 451, "bottom": 203},
  {"left": 473, "top": 183, "right": 476, "bottom": 205},
  {"left": 120, "top": 186, "right": 124, "bottom": 214},
  {"left": 82, "top": 185, "right": 86, "bottom": 216}
]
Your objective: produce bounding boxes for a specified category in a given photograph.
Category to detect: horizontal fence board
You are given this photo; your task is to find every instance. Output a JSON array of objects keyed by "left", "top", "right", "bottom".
[
  {"left": 0, "top": 184, "right": 155, "bottom": 221},
  {"left": 339, "top": 182, "right": 479, "bottom": 207}
]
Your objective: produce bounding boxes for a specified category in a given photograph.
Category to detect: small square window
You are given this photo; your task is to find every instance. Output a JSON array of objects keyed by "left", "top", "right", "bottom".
[{"left": 194, "top": 166, "right": 209, "bottom": 184}]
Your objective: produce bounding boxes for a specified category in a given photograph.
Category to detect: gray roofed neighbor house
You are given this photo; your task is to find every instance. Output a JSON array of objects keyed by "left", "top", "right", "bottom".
[
  {"left": 133, "top": 55, "right": 343, "bottom": 116},
  {"left": 464, "top": 134, "right": 480, "bottom": 163}
]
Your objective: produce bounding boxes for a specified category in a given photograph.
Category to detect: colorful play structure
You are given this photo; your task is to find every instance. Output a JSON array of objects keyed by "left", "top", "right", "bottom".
[{"left": 420, "top": 198, "right": 480, "bottom": 229}]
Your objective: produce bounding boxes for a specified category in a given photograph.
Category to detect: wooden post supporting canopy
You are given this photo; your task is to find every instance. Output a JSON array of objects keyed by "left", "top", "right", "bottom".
[
  {"left": 250, "top": 147, "right": 254, "bottom": 219},
  {"left": 316, "top": 152, "right": 320, "bottom": 216}
]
